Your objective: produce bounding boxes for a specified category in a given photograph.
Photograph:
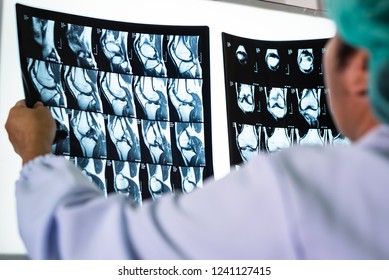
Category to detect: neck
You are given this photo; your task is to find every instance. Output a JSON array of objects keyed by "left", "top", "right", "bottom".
[{"left": 350, "top": 112, "right": 381, "bottom": 142}]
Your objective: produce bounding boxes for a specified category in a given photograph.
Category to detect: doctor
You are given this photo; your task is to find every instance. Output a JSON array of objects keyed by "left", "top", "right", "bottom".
[{"left": 5, "top": 0, "right": 389, "bottom": 259}]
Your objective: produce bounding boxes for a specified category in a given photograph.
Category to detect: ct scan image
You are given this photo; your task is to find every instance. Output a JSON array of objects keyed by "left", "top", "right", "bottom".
[
  {"left": 134, "top": 33, "right": 166, "bottom": 77},
  {"left": 168, "top": 78, "right": 204, "bottom": 123},
  {"left": 99, "top": 71, "right": 137, "bottom": 117},
  {"left": 146, "top": 163, "right": 173, "bottom": 200},
  {"left": 167, "top": 35, "right": 202, "bottom": 79},
  {"left": 174, "top": 122, "right": 206, "bottom": 167},
  {"left": 112, "top": 160, "right": 142, "bottom": 204},
  {"left": 74, "top": 157, "right": 107, "bottom": 195},
  {"left": 99, "top": 29, "right": 132, "bottom": 74},
  {"left": 223, "top": 32, "right": 350, "bottom": 167},
  {"left": 27, "top": 58, "right": 67, "bottom": 107},
  {"left": 17, "top": 4, "right": 213, "bottom": 202},
  {"left": 235, "top": 123, "right": 260, "bottom": 162},
  {"left": 49, "top": 106, "right": 70, "bottom": 155},
  {"left": 106, "top": 115, "right": 141, "bottom": 161},
  {"left": 178, "top": 166, "right": 204, "bottom": 194}
]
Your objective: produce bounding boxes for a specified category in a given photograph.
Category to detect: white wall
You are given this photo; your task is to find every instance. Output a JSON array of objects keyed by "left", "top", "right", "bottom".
[{"left": 0, "top": 0, "right": 335, "bottom": 255}]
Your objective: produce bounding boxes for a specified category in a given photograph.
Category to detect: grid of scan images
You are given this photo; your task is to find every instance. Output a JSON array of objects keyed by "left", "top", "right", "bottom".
[
  {"left": 16, "top": 4, "right": 213, "bottom": 204},
  {"left": 222, "top": 32, "right": 351, "bottom": 167}
]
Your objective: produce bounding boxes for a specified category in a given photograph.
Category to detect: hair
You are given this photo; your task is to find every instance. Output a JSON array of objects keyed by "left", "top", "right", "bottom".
[
  {"left": 377, "top": 60, "right": 389, "bottom": 101},
  {"left": 336, "top": 38, "right": 358, "bottom": 69}
]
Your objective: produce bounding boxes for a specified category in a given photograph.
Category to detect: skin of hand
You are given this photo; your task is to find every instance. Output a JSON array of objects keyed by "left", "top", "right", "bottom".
[{"left": 5, "top": 100, "right": 56, "bottom": 165}]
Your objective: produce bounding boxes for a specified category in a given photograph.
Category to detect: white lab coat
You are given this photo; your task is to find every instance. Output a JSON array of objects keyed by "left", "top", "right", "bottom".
[{"left": 15, "top": 125, "right": 389, "bottom": 259}]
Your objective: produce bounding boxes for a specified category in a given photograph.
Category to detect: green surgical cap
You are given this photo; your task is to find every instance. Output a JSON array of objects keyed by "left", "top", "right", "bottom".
[{"left": 324, "top": 0, "right": 389, "bottom": 124}]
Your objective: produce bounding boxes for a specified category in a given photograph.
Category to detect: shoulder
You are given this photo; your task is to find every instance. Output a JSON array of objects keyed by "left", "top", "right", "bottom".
[
  {"left": 267, "top": 143, "right": 389, "bottom": 258},
  {"left": 260, "top": 143, "right": 389, "bottom": 224},
  {"left": 271, "top": 144, "right": 384, "bottom": 180}
]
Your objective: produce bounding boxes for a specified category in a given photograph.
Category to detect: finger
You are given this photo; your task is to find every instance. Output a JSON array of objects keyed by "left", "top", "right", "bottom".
[{"left": 14, "top": 99, "right": 27, "bottom": 108}]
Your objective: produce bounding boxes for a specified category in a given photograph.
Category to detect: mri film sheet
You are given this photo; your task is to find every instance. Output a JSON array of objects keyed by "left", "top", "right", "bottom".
[
  {"left": 16, "top": 4, "right": 213, "bottom": 204},
  {"left": 222, "top": 33, "right": 350, "bottom": 167}
]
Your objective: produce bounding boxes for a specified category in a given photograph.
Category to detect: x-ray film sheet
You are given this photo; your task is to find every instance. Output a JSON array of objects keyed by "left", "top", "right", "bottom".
[
  {"left": 222, "top": 32, "right": 350, "bottom": 167},
  {"left": 16, "top": 4, "right": 213, "bottom": 204}
]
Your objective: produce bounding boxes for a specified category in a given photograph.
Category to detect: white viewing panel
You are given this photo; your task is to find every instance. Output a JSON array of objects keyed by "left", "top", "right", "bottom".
[{"left": 0, "top": 0, "right": 335, "bottom": 256}]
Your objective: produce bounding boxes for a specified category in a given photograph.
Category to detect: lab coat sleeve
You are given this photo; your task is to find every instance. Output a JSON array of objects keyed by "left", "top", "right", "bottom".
[
  {"left": 126, "top": 156, "right": 297, "bottom": 259},
  {"left": 15, "top": 154, "right": 296, "bottom": 259},
  {"left": 15, "top": 155, "right": 113, "bottom": 259}
]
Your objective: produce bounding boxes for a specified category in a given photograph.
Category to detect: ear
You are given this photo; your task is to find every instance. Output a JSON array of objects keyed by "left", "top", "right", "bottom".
[{"left": 344, "top": 49, "right": 369, "bottom": 97}]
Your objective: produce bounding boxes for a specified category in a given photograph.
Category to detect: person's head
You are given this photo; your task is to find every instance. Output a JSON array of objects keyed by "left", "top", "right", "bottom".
[{"left": 323, "top": 0, "right": 389, "bottom": 141}]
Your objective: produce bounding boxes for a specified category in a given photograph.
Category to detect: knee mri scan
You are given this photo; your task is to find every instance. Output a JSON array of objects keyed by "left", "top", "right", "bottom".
[
  {"left": 222, "top": 33, "right": 349, "bottom": 167},
  {"left": 17, "top": 5, "right": 213, "bottom": 202}
]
